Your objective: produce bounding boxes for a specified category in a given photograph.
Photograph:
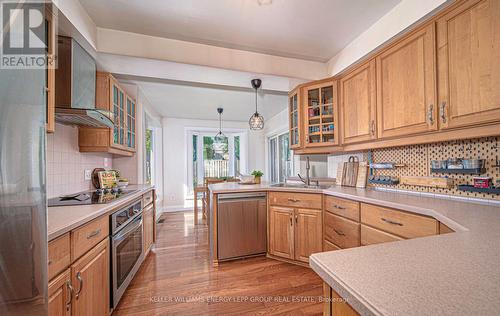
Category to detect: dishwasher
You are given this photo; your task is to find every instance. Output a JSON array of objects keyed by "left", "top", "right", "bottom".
[{"left": 217, "top": 192, "right": 267, "bottom": 261}]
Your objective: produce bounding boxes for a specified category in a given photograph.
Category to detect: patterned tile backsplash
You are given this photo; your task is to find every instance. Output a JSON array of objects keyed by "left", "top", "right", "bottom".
[
  {"left": 369, "top": 137, "right": 500, "bottom": 201},
  {"left": 47, "top": 124, "right": 112, "bottom": 198}
]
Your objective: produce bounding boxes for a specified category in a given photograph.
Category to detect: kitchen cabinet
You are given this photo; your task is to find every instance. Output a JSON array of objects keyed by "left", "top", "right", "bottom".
[
  {"left": 268, "top": 193, "right": 323, "bottom": 264},
  {"left": 294, "top": 208, "right": 322, "bottom": 263},
  {"left": 78, "top": 72, "right": 136, "bottom": 156},
  {"left": 360, "top": 203, "right": 438, "bottom": 239},
  {"left": 269, "top": 206, "right": 295, "bottom": 260},
  {"left": 289, "top": 87, "right": 302, "bottom": 149},
  {"left": 324, "top": 212, "right": 360, "bottom": 249},
  {"left": 45, "top": 4, "right": 56, "bottom": 133},
  {"left": 360, "top": 224, "right": 403, "bottom": 246},
  {"left": 303, "top": 80, "right": 339, "bottom": 147},
  {"left": 143, "top": 203, "right": 155, "bottom": 256},
  {"left": 71, "top": 238, "right": 110, "bottom": 316},
  {"left": 48, "top": 269, "right": 71, "bottom": 316},
  {"left": 340, "top": 60, "right": 377, "bottom": 144},
  {"left": 437, "top": 0, "right": 500, "bottom": 130},
  {"left": 323, "top": 283, "right": 360, "bottom": 316},
  {"left": 376, "top": 24, "right": 438, "bottom": 139}
]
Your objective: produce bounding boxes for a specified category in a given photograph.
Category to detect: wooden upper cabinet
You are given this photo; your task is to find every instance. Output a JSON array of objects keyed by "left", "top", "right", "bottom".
[
  {"left": 376, "top": 24, "right": 438, "bottom": 139},
  {"left": 437, "top": 0, "right": 500, "bottom": 129},
  {"left": 269, "top": 206, "right": 294, "bottom": 260},
  {"left": 341, "top": 60, "right": 377, "bottom": 144},
  {"left": 289, "top": 87, "right": 302, "bottom": 149},
  {"left": 294, "top": 209, "right": 322, "bottom": 263},
  {"left": 304, "top": 80, "right": 339, "bottom": 147},
  {"left": 79, "top": 72, "right": 136, "bottom": 156}
]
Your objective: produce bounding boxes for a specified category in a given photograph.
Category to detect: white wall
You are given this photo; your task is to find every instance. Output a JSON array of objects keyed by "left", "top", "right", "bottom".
[
  {"left": 327, "top": 0, "right": 449, "bottom": 75},
  {"left": 162, "top": 117, "right": 265, "bottom": 210}
]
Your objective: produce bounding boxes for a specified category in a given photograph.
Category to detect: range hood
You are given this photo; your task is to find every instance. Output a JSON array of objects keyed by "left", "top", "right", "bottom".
[{"left": 55, "top": 36, "right": 114, "bottom": 128}]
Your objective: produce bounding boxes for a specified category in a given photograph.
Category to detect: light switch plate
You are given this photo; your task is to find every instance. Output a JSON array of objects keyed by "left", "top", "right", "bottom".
[{"left": 84, "top": 169, "right": 92, "bottom": 181}]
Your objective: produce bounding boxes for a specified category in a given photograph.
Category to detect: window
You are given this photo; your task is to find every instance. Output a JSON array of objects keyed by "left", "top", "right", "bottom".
[{"left": 268, "top": 132, "right": 293, "bottom": 183}]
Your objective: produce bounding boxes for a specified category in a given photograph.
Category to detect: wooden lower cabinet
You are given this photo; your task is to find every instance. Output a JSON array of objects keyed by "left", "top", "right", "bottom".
[
  {"left": 360, "top": 224, "right": 403, "bottom": 246},
  {"left": 70, "top": 238, "right": 110, "bottom": 316},
  {"left": 294, "top": 208, "right": 322, "bottom": 263},
  {"left": 323, "top": 283, "right": 360, "bottom": 316},
  {"left": 269, "top": 206, "right": 295, "bottom": 260},
  {"left": 48, "top": 269, "right": 71, "bottom": 316},
  {"left": 324, "top": 212, "right": 360, "bottom": 249},
  {"left": 143, "top": 203, "right": 154, "bottom": 256},
  {"left": 268, "top": 203, "right": 322, "bottom": 264}
]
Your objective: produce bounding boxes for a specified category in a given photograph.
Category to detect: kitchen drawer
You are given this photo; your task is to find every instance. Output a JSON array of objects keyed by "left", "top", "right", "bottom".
[
  {"left": 324, "top": 195, "right": 360, "bottom": 221},
  {"left": 361, "top": 224, "right": 403, "bottom": 246},
  {"left": 324, "top": 212, "right": 360, "bottom": 249},
  {"left": 269, "top": 192, "right": 321, "bottom": 209},
  {"left": 323, "top": 239, "right": 341, "bottom": 252},
  {"left": 48, "top": 233, "right": 71, "bottom": 280},
  {"left": 360, "top": 203, "right": 438, "bottom": 239},
  {"left": 71, "top": 215, "right": 109, "bottom": 261},
  {"left": 439, "top": 222, "right": 454, "bottom": 234},
  {"left": 143, "top": 190, "right": 154, "bottom": 207}
]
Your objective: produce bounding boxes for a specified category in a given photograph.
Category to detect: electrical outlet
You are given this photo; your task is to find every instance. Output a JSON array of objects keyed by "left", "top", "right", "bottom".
[{"left": 84, "top": 169, "right": 92, "bottom": 181}]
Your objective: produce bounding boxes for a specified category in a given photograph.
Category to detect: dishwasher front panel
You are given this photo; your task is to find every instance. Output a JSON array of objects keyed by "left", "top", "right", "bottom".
[{"left": 217, "top": 196, "right": 267, "bottom": 261}]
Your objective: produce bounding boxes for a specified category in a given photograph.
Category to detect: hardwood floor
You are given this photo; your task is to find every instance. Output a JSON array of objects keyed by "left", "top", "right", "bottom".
[{"left": 113, "top": 211, "right": 323, "bottom": 315}]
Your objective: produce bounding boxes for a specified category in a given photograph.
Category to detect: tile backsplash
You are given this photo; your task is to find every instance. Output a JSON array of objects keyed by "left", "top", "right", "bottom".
[{"left": 47, "top": 124, "right": 112, "bottom": 198}]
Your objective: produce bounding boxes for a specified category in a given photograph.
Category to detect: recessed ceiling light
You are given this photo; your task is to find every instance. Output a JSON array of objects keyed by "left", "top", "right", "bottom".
[{"left": 257, "top": 0, "right": 273, "bottom": 6}]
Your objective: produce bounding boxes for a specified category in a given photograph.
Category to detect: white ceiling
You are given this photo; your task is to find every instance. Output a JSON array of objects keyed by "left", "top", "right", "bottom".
[
  {"left": 124, "top": 79, "right": 288, "bottom": 122},
  {"left": 80, "top": 0, "right": 401, "bottom": 62}
]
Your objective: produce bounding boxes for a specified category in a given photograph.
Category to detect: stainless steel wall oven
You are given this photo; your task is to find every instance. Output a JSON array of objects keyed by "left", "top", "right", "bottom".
[{"left": 110, "top": 199, "right": 143, "bottom": 308}]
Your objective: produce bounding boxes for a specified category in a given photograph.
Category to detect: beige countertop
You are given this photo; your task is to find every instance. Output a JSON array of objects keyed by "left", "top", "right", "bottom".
[
  {"left": 209, "top": 182, "right": 500, "bottom": 315},
  {"left": 48, "top": 184, "right": 154, "bottom": 241}
]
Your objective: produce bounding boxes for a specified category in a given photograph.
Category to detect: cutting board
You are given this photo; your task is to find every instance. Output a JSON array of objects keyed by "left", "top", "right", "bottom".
[
  {"left": 336, "top": 162, "right": 344, "bottom": 185},
  {"left": 356, "top": 163, "right": 368, "bottom": 188},
  {"left": 342, "top": 156, "right": 359, "bottom": 187}
]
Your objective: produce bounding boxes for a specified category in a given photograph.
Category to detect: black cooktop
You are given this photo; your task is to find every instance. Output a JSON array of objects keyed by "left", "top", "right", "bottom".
[{"left": 48, "top": 188, "right": 138, "bottom": 207}]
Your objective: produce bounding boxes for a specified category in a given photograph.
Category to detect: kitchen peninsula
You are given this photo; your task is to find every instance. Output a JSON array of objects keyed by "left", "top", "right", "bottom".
[{"left": 209, "top": 182, "right": 500, "bottom": 315}]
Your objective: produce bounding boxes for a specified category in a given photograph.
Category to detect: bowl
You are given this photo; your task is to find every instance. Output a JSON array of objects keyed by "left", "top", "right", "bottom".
[{"left": 117, "top": 181, "right": 129, "bottom": 188}]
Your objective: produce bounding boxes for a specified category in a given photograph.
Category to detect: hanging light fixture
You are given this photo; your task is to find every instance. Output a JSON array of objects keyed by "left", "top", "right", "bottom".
[
  {"left": 249, "top": 79, "right": 264, "bottom": 130},
  {"left": 214, "top": 108, "right": 226, "bottom": 153}
]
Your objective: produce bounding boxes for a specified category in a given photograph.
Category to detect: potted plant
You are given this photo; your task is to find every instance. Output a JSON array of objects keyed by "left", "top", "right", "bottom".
[{"left": 251, "top": 170, "right": 264, "bottom": 184}]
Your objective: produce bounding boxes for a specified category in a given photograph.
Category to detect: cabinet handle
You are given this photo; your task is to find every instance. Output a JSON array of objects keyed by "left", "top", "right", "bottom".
[
  {"left": 295, "top": 215, "right": 298, "bottom": 223},
  {"left": 289, "top": 216, "right": 293, "bottom": 226},
  {"left": 427, "top": 104, "right": 434, "bottom": 125},
  {"left": 333, "top": 229, "right": 345, "bottom": 236},
  {"left": 333, "top": 205, "right": 345, "bottom": 210},
  {"left": 86, "top": 228, "right": 101, "bottom": 239},
  {"left": 75, "top": 272, "right": 83, "bottom": 300},
  {"left": 381, "top": 218, "right": 403, "bottom": 226},
  {"left": 440, "top": 102, "right": 447, "bottom": 123},
  {"left": 287, "top": 198, "right": 299, "bottom": 202},
  {"left": 370, "top": 120, "right": 375, "bottom": 136},
  {"left": 48, "top": 260, "right": 52, "bottom": 265},
  {"left": 66, "top": 281, "right": 73, "bottom": 311}
]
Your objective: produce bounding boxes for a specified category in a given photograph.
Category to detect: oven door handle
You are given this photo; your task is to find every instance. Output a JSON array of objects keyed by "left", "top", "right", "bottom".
[{"left": 113, "top": 215, "right": 143, "bottom": 243}]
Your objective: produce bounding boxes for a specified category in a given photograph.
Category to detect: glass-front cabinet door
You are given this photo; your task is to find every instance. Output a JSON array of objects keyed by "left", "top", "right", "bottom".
[
  {"left": 288, "top": 87, "right": 301, "bottom": 149},
  {"left": 304, "top": 80, "right": 339, "bottom": 147},
  {"left": 126, "top": 96, "right": 136, "bottom": 150},
  {"left": 111, "top": 81, "right": 126, "bottom": 148}
]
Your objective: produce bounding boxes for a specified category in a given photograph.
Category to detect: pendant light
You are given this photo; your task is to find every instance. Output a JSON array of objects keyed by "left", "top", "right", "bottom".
[
  {"left": 214, "top": 107, "right": 226, "bottom": 148},
  {"left": 249, "top": 79, "right": 264, "bottom": 130}
]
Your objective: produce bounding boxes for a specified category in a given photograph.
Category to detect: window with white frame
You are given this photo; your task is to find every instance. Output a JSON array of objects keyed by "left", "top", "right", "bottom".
[{"left": 268, "top": 132, "right": 293, "bottom": 183}]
